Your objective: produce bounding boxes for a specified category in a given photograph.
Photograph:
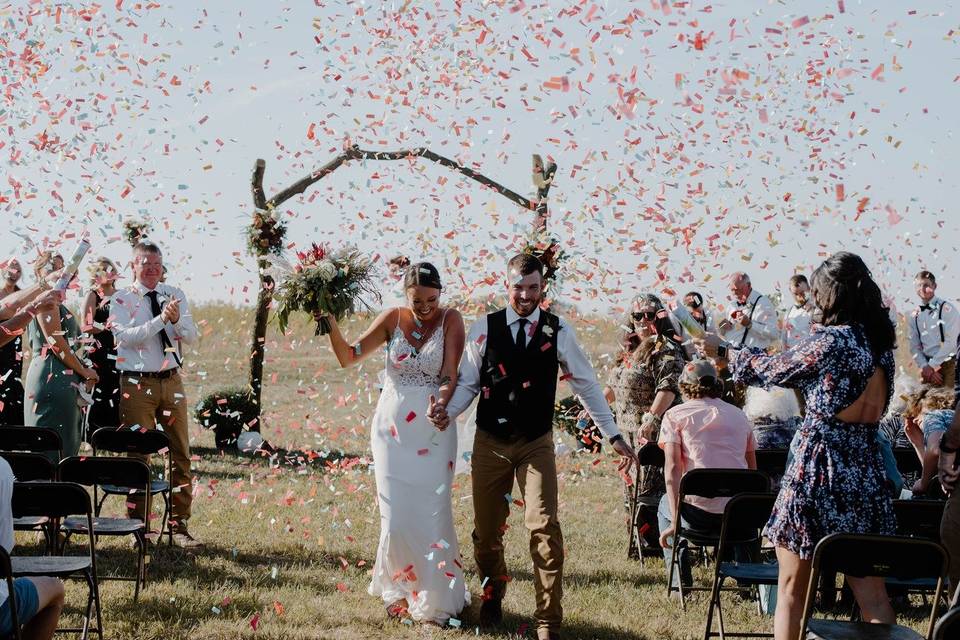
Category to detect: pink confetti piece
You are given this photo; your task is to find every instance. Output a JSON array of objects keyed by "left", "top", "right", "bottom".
[
  {"left": 405, "top": 411, "right": 416, "bottom": 422},
  {"left": 870, "top": 64, "right": 884, "bottom": 81},
  {"left": 417, "top": 448, "right": 429, "bottom": 456}
]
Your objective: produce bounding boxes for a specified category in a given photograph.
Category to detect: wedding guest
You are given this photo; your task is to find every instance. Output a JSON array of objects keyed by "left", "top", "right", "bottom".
[
  {"left": 716, "top": 273, "right": 779, "bottom": 409},
  {"left": 605, "top": 295, "right": 684, "bottom": 550},
  {"left": 0, "top": 260, "right": 24, "bottom": 425},
  {"left": 0, "top": 455, "right": 65, "bottom": 640},
  {"left": 111, "top": 241, "right": 200, "bottom": 548},
  {"left": 657, "top": 359, "right": 757, "bottom": 592},
  {"left": 81, "top": 258, "right": 121, "bottom": 433},
  {"left": 902, "top": 387, "right": 955, "bottom": 498},
  {"left": 700, "top": 251, "right": 898, "bottom": 640},
  {"left": 781, "top": 274, "right": 815, "bottom": 350},
  {"left": 718, "top": 272, "right": 779, "bottom": 351},
  {"left": 743, "top": 386, "right": 801, "bottom": 450},
  {"left": 907, "top": 271, "right": 959, "bottom": 388},
  {"left": 23, "top": 253, "right": 97, "bottom": 460},
  {"left": 674, "top": 291, "right": 714, "bottom": 358}
]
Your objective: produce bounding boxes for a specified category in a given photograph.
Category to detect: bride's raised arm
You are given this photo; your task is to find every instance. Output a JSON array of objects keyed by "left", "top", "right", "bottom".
[
  {"left": 437, "top": 309, "right": 465, "bottom": 408},
  {"left": 322, "top": 308, "right": 397, "bottom": 368}
]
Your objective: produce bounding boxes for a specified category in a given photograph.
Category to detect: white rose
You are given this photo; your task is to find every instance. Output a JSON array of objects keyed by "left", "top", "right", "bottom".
[{"left": 316, "top": 260, "right": 337, "bottom": 281}]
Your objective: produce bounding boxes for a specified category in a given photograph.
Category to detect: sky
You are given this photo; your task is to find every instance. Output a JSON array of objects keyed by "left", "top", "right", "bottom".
[{"left": 1, "top": 0, "right": 958, "bottom": 318}]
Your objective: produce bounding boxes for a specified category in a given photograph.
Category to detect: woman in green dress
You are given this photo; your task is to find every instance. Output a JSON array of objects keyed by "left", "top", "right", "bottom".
[{"left": 23, "top": 253, "right": 98, "bottom": 459}]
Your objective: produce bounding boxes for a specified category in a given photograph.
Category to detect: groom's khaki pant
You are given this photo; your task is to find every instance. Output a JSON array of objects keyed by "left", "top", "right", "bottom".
[{"left": 472, "top": 429, "right": 563, "bottom": 632}]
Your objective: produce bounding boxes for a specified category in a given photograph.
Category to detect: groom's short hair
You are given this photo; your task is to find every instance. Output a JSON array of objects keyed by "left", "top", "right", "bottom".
[
  {"left": 133, "top": 240, "right": 163, "bottom": 258},
  {"left": 507, "top": 253, "right": 544, "bottom": 278}
]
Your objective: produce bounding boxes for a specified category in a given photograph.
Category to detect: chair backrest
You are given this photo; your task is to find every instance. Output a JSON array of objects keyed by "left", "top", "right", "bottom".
[
  {"left": 802, "top": 533, "right": 948, "bottom": 640},
  {"left": 718, "top": 492, "right": 776, "bottom": 546},
  {"left": 678, "top": 468, "right": 771, "bottom": 501},
  {"left": 0, "top": 451, "right": 56, "bottom": 482},
  {"left": 894, "top": 499, "right": 945, "bottom": 541},
  {"left": 90, "top": 427, "right": 169, "bottom": 456},
  {"left": 58, "top": 456, "right": 150, "bottom": 490},
  {"left": 0, "top": 426, "right": 62, "bottom": 459},
  {"left": 637, "top": 441, "right": 665, "bottom": 467},
  {"left": 933, "top": 606, "right": 960, "bottom": 640},
  {"left": 12, "top": 481, "right": 91, "bottom": 519},
  {"left": 0, "top": 546, "right": 20, "bottom": 640},
  {"left": 893, "top": 447, "right": 922, "bottom": 475},
  {"left": 753, "top": 449, "right": 788, "bottom": 477}
]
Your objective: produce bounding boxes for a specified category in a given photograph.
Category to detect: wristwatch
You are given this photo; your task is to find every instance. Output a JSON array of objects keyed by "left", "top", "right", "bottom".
[{"left": 940, "top": 437, "right": 959, "bottom": 454}]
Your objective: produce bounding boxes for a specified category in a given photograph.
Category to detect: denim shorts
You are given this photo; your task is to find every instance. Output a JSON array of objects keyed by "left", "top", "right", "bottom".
[{"left": 0, "top": 578, "right": 40, "bottom": 635}]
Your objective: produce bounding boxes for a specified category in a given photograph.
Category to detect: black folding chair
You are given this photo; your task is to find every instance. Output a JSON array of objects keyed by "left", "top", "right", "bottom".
[
  {"left": 800, "top": 533, "right": 947, "bottom": 640},
  {"left": 893, "top": 447, "right": 923, "bottom": 476},
  {"left": 628, "top": 442, "right": 665, "bottom": 563},
  {"left": 933, "top": 606, "right": 960, "bottom": 640},
  {"left": 0, "top": 427, "right": 62, "bottom": 462},
  {"left": 888, "top": 500, "right": 947, "bottom": 603},
  {"left": 11, "top": 482, "right": 102, "bottom": 640},
  {"left": 666, "top": 468, "right": 771, "bottom": 608},
  {"left": 0, "top": 546, "right": 22, "bottom": 640},
  {"left": 753, "top": 449, "right": 788, "bottom": 479},
  {"left": 90, "top": 428, "right": 172, "bottom": 545},
  {"left": 1, "top": 452, "right": 56, "bottom": 551},
  {"left": 703, "top": 493, "right": 778, "bottom": 639},
  {"left": 58, "top": 457, "right": 150, "bottom": 600}
]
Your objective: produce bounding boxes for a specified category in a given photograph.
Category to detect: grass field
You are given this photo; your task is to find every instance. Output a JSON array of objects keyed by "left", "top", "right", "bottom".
[{"left": 24, "top": 305, "right": 932, "bottom": 639}]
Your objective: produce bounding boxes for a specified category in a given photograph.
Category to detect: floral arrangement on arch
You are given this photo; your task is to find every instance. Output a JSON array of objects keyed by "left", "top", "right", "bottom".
[
  {"left": 247, "top": 207, "right": 287, "bottom": 257},
  {"left": 122, "top": 218, "right": 152, "bottom": 247},
  {"left": 521, "top": 233, "right": 565, "bottom": 284},
  {"left": 268, "top": 243, "right": 380, "bottom": 336}
]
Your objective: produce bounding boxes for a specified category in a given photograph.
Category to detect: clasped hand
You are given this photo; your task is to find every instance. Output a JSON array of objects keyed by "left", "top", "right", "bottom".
[
  {"left": 426, "top": 395, "right": 450, "bottom": 431},
  {"left": 161, "top": 298, "right": 180, "bottom": 324}
]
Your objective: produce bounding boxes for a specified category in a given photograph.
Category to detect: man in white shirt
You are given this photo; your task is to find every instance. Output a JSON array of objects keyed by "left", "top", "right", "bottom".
[
  {"left": 111, "top": 241, "right": 201, "bottom": 548},
  {"left": 718, "top": 272, "right": 779, "bottom": 352},
  {"left": 781, "top": 274, "right": 815, "bottom": 350},
  {"left": 907, "top": 270, "right": 960, "bottom": 388},
  {"left": 428, "top": 254, "right": 635, "bottom": 640},
  {"left": 0, "top": 457, "right": 64, "bottom": 640}
]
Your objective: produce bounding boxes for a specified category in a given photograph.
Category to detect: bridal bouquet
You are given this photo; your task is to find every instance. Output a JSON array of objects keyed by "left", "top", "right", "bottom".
[{"left": 270, "top": 243, "right": 380, "bottom": 336}]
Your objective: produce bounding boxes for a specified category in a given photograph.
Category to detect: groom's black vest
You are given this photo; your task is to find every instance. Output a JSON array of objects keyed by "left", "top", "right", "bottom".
[{"left": 476, "top": 309, "right": 561, "bottom": 441}]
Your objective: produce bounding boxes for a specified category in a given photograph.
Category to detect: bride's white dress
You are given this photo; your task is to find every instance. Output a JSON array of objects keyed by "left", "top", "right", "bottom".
[{"left": 367, "top": 312, "right": 470, "bottom": 623}]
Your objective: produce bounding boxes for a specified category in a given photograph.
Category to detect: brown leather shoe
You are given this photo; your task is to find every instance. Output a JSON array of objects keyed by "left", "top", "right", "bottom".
[{"left": 478, "top": 598, "right": 503, "bottom": 627}]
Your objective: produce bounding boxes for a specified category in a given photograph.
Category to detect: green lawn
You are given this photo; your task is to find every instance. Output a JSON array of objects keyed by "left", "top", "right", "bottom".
[{"left": 24, "top": 306, "right": 932, "bottom": 639}]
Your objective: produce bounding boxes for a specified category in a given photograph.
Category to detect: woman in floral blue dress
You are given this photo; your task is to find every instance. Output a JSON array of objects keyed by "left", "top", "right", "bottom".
[{"left": 700, "top": 252, "right": 897, "bottom": 640}]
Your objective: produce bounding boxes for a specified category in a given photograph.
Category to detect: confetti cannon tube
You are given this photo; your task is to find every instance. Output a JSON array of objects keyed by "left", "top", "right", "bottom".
[
  {"left": 54, "top": 236, "right": 91, "bottom": 291},
  {"left": 671, "top": 304, "right": 706, "bottom": 340}
]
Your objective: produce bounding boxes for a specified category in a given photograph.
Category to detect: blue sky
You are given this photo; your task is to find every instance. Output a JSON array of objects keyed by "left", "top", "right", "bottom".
[{"left": 2, "top": 1, "right": 958, "bottom": 316}]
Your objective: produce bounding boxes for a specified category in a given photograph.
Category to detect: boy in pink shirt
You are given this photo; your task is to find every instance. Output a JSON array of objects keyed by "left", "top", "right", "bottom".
[{"left": 657, "top": 359, "right": 757, "bottom": 592}]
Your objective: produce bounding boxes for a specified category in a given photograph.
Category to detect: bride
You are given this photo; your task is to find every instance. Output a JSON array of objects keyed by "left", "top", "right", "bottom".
[{"left": 320, "top": 261, "right": 470, "bottom": 625}]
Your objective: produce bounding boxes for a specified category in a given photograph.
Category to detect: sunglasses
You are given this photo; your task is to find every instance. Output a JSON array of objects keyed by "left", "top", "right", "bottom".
[{"left": 632, "top": 311, "right": 658, "bottom": 322}]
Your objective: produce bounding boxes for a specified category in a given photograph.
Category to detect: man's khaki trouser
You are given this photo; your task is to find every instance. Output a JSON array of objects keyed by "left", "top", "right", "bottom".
[
  {"left": 471, "top": 429, "right": 563, "bottom": 633},
  {"left": 119, "top": 372, "right": 193, "bottom": 531}
]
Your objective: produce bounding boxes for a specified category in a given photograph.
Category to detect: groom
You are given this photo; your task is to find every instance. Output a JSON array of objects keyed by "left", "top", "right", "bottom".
[{"left": 430, "top": 253, "right": 636, "bottom": 640}]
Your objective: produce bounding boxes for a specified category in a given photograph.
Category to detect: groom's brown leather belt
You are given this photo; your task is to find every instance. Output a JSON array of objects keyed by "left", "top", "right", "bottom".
[{"left": 119, "top": 368, "right": 179, "bottom": 380}]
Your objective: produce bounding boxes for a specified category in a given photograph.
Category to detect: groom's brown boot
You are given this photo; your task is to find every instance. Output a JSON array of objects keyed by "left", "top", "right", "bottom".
[
  {"left": 536, "top": 630, "right": 560, "bottom": 640},
  {"left": 478, "top": 599, "right": 503, "bottom": 627}
]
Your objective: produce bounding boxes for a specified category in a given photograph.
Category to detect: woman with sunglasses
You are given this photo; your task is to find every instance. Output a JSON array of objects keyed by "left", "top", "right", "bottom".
[{"left": 604, "top": 293, "right": 685, "bottom": 555}]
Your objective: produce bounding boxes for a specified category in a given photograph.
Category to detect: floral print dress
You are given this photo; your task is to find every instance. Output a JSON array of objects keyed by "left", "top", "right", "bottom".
[{"left": 732, "top": 324, "right": 896, "bottom": 560}]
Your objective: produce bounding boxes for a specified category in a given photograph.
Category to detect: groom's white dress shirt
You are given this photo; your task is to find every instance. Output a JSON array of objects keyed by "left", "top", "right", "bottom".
[{"left": 445, "top": 306, "right": 621, "bottom": 439}]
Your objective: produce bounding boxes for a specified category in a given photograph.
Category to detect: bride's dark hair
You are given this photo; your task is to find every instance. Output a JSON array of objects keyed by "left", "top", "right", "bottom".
[
  {"left": 810, "top": 252, "right": 895, "bottom": 357},
  {"left": 404, "top": 262, "right": 443, "bottom": 291}
]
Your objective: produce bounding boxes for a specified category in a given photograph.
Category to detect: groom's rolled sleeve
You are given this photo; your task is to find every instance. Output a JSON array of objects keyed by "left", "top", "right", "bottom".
[
  {"left": 445, "top": 317, "right": 486, "bottom": 420},
  {"left": 557, "top": 319, "right": 620, "bottom": 439}
]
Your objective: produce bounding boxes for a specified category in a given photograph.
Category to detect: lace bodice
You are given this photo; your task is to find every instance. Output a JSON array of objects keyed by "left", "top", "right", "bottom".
[{"left": 384, "top": 314, "right": 445, "bottom": 389}]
